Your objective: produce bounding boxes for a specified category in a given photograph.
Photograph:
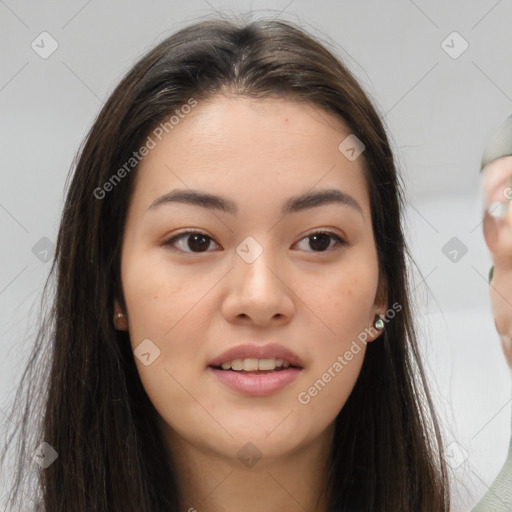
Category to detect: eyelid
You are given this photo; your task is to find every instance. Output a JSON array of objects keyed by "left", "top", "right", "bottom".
[
  {"left": 162, "top": 228, "right": 347, "bottom": 254},
  {"left": 294, "top": 229, "right": 347, "bottom": 252},
  {"left": 163, "top": 230, "right": 220, "bottom": 254}
]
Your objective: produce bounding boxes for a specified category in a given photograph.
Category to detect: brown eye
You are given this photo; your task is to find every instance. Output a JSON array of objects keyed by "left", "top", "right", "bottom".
[
  {"left": 294, "top": 231, "right": 346, "bottom": 253},
  {"left": 163, "top": 230, "right": 346, "bottom": 255},
  {"left": 163, "top": 231, "right": 220, "bottom": 253}
]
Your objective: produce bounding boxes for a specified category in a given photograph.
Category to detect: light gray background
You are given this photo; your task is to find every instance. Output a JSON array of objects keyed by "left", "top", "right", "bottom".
[{"left": 1, "top": 1, "right": 512, "bottom": 510}]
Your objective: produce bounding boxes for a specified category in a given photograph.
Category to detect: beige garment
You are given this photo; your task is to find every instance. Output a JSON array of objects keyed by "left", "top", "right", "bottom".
[{"left": 472, "top": 436, "right": 512, "bottom": 511}]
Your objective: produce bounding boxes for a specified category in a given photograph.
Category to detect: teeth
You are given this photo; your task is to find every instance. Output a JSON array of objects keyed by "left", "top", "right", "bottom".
[
  {"left": 244, "top": 358, "right": 259, "bottom": 371},
  {"left": 218, "top": 357, "right": 293, "bottom": 371},
  {"left": 258, "top": 358, "right": 275, "bottom": 370},
  {"left": 231, "top": 359, "right": 243, "bottom": 370}
]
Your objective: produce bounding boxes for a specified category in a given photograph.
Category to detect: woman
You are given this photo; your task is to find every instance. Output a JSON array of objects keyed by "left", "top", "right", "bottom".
[
  {"left": 473, "top": 113, "right": 512, "bottom": 510},
  {"left": 0, "top": 17, "right": 450, "bottom": 511}
]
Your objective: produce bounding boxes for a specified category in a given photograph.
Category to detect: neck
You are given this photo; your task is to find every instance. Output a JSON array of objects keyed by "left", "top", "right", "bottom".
[{"left": 160, "top": 420, "right": 335, "bottom": 512}]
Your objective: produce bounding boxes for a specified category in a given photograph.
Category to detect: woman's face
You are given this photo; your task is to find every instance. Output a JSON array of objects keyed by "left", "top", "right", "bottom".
[
  {"left": 117, "top": 95, "right": 386, "bottom": 464},
  {"left": 482, "top": 155, "right": 512, "bottom": 367}
]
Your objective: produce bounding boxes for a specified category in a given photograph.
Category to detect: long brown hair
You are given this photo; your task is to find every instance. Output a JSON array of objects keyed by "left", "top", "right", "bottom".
[{"left": 1, "top": 16, "right": 450, "bottom": 511}]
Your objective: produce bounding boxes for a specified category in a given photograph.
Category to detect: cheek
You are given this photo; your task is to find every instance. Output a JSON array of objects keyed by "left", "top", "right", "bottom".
[
  {"left": 500, "top": 335, "right": 512, "bottom": 367},
  {"left": 295, "top": 266, "right": 377, "bottom": 417},
  {"left": 121, "top": 258, "right": 212, "bottom": 429},
  {"left": 490, "top": 275, "right": 512, "bottom": 341},
  {"left": 298, "top": 349, "right": 366, "bottom": 424},
  {"left": 121, "top": 250, "right": 200, "bottom": 339},
  {"left": 307, "top": 264, "right": 378, "bottom": 340}
]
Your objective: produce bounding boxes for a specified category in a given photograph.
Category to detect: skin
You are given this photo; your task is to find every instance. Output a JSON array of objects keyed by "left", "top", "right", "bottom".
[
  {"left": 114, "top": 95, "right": 387, "bottom": 512},
  {"left": 481, "top": 155, "right": 512, "bottom": 368}
]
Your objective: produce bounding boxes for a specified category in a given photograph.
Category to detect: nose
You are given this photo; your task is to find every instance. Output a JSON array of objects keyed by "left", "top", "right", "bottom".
[{"left": 221, "top": 244, "right": 295, "bottom": 326}]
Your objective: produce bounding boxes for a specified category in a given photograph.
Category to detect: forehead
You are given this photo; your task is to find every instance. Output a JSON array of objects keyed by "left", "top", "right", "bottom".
[{"left": 130, "top": 95, "right": 370, "bottom": 217}]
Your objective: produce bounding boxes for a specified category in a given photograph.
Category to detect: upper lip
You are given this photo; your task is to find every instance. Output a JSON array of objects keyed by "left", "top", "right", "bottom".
[{"left": 208, "top": 343, "right": 304, "bottom": 368}]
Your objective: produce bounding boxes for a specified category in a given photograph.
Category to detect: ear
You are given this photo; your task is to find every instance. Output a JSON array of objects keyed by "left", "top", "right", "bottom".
[
  {"left": 113, "top": 299, "right": 128, "bottom": 331},
  {"left": 366, "top": 280, "right": 388, "bottom": 343}
]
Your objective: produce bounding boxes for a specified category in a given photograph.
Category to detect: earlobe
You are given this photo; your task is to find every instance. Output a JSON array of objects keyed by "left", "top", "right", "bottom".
[
  {"left": 113, "top": 299, "right": 128, "bottom": 331},
  {"left": 368, "top": 283, "right": 388, "bottom": 342},
  {"left": 374, "top": 314, "right": 385, "bottom": 331},
  {"left": 366, "top": 313, "right": 385, "bottom": 342}
]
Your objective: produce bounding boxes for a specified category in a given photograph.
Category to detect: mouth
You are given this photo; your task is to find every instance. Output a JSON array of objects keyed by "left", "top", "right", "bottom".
[
  {"left": 208, "top": 342, "right": 304, "bottom": 370},
  {"left": 209, "top": 357, "right": 303, "bottom": 374},
  {"left": 207, "top": 343, "right": 305, "bottom": 396}
]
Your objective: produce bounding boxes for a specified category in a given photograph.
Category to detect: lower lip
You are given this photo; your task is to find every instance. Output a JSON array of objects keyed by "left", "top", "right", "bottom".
[{"left": 208, "top": 367, "right": 303, "bottom": 396}]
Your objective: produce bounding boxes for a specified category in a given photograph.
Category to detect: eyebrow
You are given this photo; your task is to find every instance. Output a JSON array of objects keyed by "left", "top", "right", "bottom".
[{"left": 146, "top": 188, "right": 364, "bottom": 217}]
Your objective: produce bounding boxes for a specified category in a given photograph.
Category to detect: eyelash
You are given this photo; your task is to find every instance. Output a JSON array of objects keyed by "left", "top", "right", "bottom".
[{"left": 162, "top": 229, "right": 347, "bottom": 255}]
